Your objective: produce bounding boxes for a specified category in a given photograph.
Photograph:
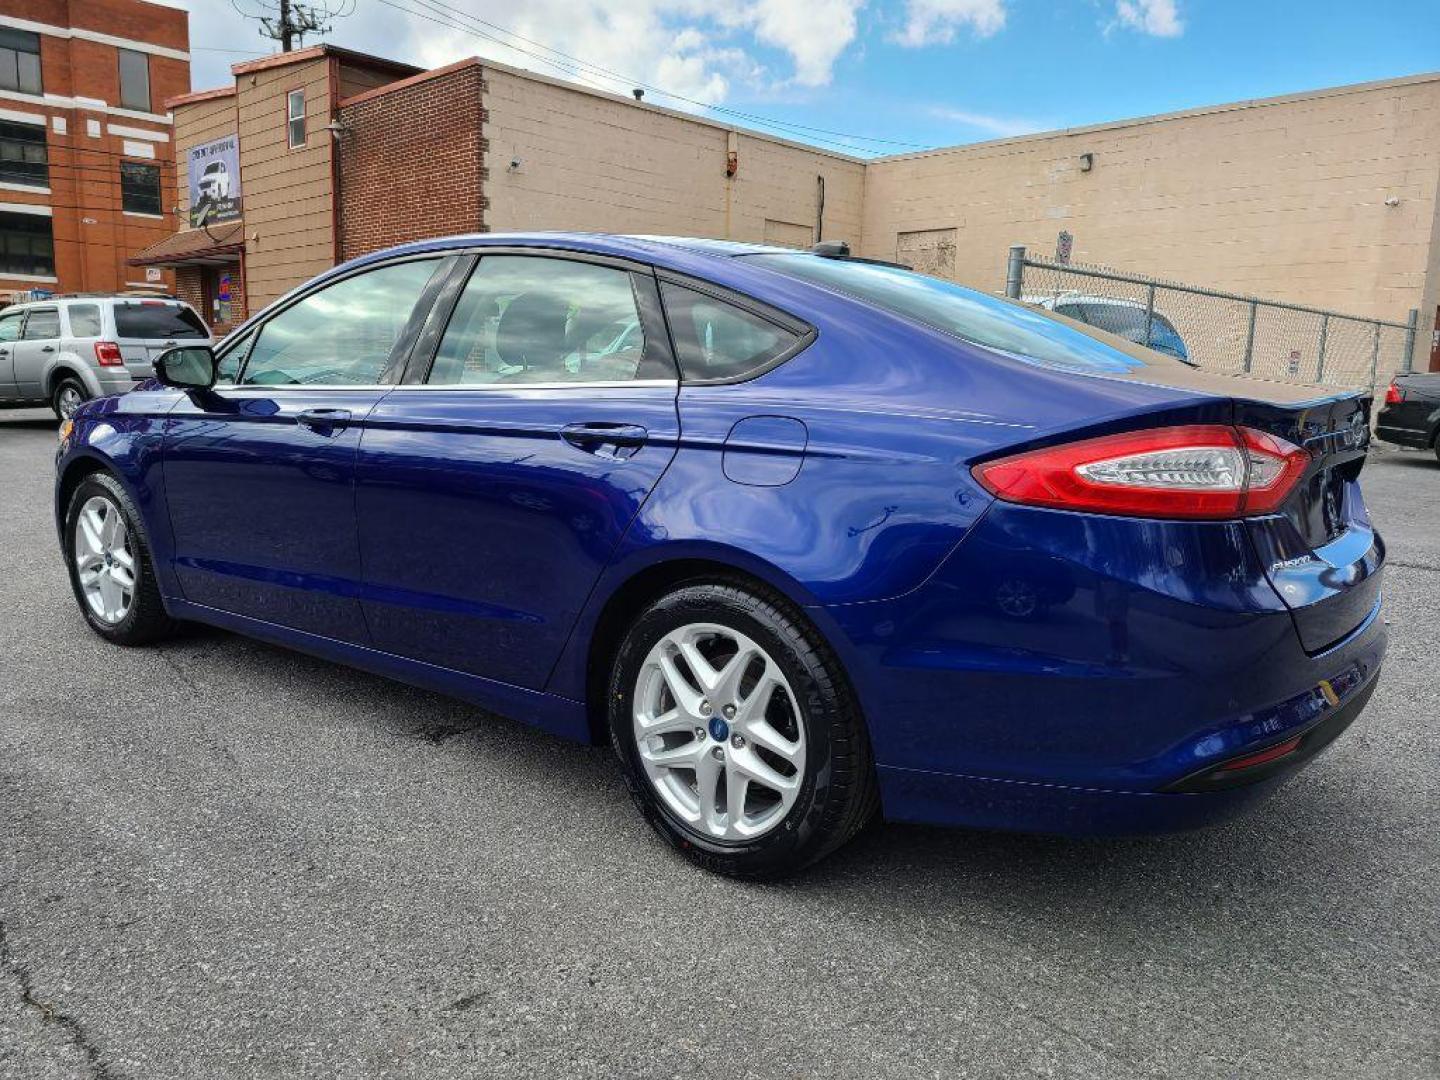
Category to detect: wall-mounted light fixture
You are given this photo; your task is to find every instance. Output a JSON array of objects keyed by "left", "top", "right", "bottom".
[
  {"left": 1384, "top": 195, "right": 1401, "bottom": 207},
  {"left": 632, "top": 88, "right": 644, "bottom": 101},
  {"left": 508, "top": 157, "right": 522, "bottom": 172},
  {"left": 1079, "top": 152, "right": 1094, "bottom": 172},
  {"left": 324, "top": 120, "right": 351, "bottom": 141}
]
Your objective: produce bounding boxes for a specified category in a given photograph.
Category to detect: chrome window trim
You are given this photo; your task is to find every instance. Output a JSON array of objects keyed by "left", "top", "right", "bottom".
[{"left": 211, "top": 379, "right": 679, "bottom": 394}]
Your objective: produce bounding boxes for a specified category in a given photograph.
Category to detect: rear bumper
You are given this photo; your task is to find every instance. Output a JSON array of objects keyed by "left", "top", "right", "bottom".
[
  {"left": 1374, "top": 423, "right": 1429, "bottom": 449},
  {"left": 874, "top": 662, "right": 1380, "bottom": 835},
  {"left": 817, "top": 499, "right": 1387, "bottom": 835}
]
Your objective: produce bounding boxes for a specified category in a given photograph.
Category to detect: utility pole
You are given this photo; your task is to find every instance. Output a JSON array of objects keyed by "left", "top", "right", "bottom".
[{"left": 256, "top": 0, "right": 335, "bottom": 52}]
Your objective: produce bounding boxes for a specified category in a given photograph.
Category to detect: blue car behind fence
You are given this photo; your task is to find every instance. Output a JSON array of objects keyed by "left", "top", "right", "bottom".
[{"left": 54, "top": 233, "right": 1386, "bottom": 877}]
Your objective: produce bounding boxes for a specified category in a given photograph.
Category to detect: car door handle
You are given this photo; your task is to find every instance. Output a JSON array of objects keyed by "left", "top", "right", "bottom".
[
  {"left": 41, "top": 345, "right": 55, "bottom": 353},
  {"left": 297, "top": 407, "right": 352, "bottom": 434},
  {"left": 560, "top": 422, "right": 648, "bottom": 457}
]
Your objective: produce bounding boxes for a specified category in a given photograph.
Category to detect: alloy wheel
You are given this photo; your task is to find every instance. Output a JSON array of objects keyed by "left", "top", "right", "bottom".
[
  {"left": 57, "top": 385, "right": 83, "bottom": 419},
  {"left": 73, "top": 495, "right": 135, "bottom": 624},
  {"left": 632, "top": 622, "right": 807, "bottom": 841}
]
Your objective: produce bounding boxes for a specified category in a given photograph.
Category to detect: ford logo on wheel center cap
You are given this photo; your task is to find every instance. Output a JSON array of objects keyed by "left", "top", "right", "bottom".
[{"left": 708, "top": 716, "right": 730, "bottom": 742}]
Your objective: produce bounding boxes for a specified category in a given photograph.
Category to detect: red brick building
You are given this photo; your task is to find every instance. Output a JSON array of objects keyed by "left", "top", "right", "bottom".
[{"left": 0, "top": 0, "right": 188, "bottom": 301}]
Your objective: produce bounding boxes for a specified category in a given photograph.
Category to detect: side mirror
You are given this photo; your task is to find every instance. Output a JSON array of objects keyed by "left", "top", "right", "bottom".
[{"left": 153, "top": 345, "right": 217, "bottom": 390}]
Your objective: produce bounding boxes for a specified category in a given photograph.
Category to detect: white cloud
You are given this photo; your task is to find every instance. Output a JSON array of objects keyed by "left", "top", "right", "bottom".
[
  {"left": 1113, "top": 0, "right": 1184, "bottom": 37},
  {"left": 928, "top": 104, "right": 1042, "bottom": 138},
  {"left": 169, "top": 0, "right": 868, "bottom": 103},
  {"left": 893, "top": 0, "right": 1005, "bottom": 48},
  {"left": 741, "top": 0, "right": 862, "bottom": 87}
]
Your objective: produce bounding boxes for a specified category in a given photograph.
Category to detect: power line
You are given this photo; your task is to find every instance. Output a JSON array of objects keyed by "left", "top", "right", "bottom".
[{"left": 374, "top": 0, "right": 932, "bottom": 154}]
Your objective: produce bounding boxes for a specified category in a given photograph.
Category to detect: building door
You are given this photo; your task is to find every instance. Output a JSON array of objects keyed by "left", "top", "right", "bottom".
[{"left": 896, "top": 228, "right": 958, "bottom": 278}]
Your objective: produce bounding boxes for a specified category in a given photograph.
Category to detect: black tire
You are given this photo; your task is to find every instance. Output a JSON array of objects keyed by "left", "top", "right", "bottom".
[
  {"left": 63, "top": 471, "right": 180, "bottom": 645},
  {"left": 52, "top": 375, "right": 88, "bottom": 420},
  {"left": 608, "top": 581, "right": 879, "bottom": 879}
]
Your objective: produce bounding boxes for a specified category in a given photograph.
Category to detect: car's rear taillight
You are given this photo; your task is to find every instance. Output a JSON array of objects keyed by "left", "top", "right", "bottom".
[
  {"left": 94, "top": 341, "right": 124, "bottom": 367},
  {"left": 1384, "top": 382, "right": 1404, "bottom": 405},
  {"left": 972, "top": 424, "right": 1310, "bottom": 519}
]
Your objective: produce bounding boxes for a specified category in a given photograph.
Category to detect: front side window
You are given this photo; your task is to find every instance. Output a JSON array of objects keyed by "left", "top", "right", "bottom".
[
  {"left": 118, "top": 48, "right": 150, "bottom": 112},
  {"left": 0, "top": 120, "right": 47, "bottom": 188},
  {"left": 0, "top": 211, "right": 52, "bottom": 277},
  {"left": 0, "top": 29, "right": 42, "bottom": 96},
  {"left": 22, "top": 307, "right": 59, "bottom": 339},
  {"left": 67, "top": 304, "right": 102, "bottom": 338},
  {"left": 120, "top": 162, "right": 161, "bottom": 215},
  {"left": 428, "top": 256, "right": 654, "bottom": 385},
  {"left": 660, "top": 283, "right": 798, "bottom": 382},
  {"left": 287, "top": 89, "right": 305, "bottom": 149},
  {"left": 240, "top": 259, "right": 442, "bottom": 386}
]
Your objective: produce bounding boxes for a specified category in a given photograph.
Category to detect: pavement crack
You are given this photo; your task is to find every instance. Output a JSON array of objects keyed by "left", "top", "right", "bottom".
[
  {"left": 1385, "top": 560, "right": 1440, "bottom": 573},
  {"left": 0, "top": 920, "right": 120, "bottom": 1080}
]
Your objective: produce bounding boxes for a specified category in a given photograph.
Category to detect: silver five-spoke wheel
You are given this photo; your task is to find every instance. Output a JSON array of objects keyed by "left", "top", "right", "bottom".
[
  {"left": 73, "top": 495, "right": 135, "bottom": 624},
  {"left": 56, "top": 384, "right": 84, "bottom": 419},
  {"left": 633, "top": 622, "right": 806, "bottom": 841}
]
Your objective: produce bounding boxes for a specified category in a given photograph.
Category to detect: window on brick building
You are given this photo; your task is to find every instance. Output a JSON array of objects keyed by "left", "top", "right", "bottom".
[
  {"left": 287, "top": 89, "right": 305, "bottom": 148},
  {"left": 118, "top": 48, "right": 151, "bottom": 112},
  {"left": 0, "top": 120, "right": 47, "bottom": 188},
  {"left": 120, "top": 162, "right": 162, "bottom": 215},
  {"left": 0, "top": 29, "right": 42, "bottom": 96},
  {"left": 0, "top": 211, "right": 54, "bottom": 277}
]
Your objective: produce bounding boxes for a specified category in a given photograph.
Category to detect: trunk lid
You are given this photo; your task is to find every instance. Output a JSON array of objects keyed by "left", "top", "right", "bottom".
[{"left": 1236, "top": 392, "right": 1383, "bottom": 653}]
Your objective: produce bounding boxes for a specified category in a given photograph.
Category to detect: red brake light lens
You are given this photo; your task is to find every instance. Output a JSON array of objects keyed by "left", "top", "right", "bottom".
[
  {"left": 972, "top": 424, "right": 1310, "bottom": 520},
  {"left": 1384, "top": 382, "right": 1404, "bottom": 405},
  {"left": 94, "top": 341, "right": 124, "bottom": 367}
]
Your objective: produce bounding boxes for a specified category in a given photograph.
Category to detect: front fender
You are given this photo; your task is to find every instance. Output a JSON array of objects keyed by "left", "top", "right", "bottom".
[{"left": 55, "top": 389, "right": 182, "bottom": 596}]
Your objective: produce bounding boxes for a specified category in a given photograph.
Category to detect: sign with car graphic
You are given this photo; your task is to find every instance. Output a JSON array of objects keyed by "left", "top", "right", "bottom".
[{"left": 187, "top": 134, "right": 241, "bottom": 227}]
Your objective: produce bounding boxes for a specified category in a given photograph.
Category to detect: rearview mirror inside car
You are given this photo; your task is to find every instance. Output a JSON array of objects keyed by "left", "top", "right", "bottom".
[{"left": 153, "top": 345, "right": 218, "bottom": 390}]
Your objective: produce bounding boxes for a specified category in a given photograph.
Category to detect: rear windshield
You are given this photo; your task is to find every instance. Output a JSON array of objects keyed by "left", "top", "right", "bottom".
[
  {"left": 745, "top": 254, "right": 1183, "bottom": 374},
  {"left": 113, "top": 303, "right": 208, "bottom": 340}
]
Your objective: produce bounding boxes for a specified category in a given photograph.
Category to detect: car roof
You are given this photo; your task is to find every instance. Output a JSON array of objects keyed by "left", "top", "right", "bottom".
[{"left": 338, "top": 231, "right": 794, "bottom": 278}]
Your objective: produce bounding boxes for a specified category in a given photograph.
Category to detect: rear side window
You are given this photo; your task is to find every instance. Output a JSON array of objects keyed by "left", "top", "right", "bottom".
[
  {"left": 661, "top": 283, "right": 799, "bottom": 382},
  {"left": 113, "top": 303, "right": 208, "bottom": 340},
  {"left": 21, "top": 307, "right": 58, "bottom": 339},
  {"left": 67, "top": 303, "right": 102, "bottom": 337},
  {"left": 428, "top": 255, "right": 659, "bottom": 385}
]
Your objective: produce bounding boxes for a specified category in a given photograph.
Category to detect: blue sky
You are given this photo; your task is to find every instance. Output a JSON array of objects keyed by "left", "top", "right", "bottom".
[{"left": 171, "top": 1, "right": 1440, "bottom": 156}]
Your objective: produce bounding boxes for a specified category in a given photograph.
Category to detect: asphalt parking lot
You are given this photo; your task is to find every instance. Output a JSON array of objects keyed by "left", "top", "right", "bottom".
[{"left": 1, "top": 406, "right": 1436, "bottom": 1080}]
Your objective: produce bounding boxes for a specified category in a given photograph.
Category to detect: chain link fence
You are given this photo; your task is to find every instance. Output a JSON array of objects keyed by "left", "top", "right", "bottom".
[{"left": 1004, "top": 246, "right": 1419, "bottom": 394}]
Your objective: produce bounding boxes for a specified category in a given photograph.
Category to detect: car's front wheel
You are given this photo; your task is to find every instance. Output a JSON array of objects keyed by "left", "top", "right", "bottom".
[
  {"left": 609, "top": 581, "right": 878, "bottom": 878},
  {"left": 64, "top": 472, "right": 179, "bottom": 645},
  {"left": 52, "top": 376, "right": 88, "bottom": 420}
]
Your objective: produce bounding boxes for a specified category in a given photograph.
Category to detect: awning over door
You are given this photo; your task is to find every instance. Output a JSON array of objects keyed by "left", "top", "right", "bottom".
[{"left": 129, "top": 223, "right": 244, "bottom": 268}]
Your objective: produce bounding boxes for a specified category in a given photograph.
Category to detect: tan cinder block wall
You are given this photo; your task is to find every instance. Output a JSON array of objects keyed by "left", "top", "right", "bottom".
[
  {"left": 236, "top": 57, "right": 337, "bottom": 309},
  {"left": 482, "top": 65, "right": 864, "bottom": 248},
  {"left": 863, "top": 75, "right": 1440, "bottom": 373}
]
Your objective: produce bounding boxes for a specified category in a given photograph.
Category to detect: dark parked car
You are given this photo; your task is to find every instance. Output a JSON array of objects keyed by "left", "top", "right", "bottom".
[
  {"left": 1376, "top": 372, "right": 1440, "bottom": 460},
  {"left": 54, "top": 234, "right": 1385, "bottom": 878}
]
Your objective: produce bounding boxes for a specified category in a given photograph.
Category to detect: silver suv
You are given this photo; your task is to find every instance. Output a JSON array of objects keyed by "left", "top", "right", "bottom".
[{"left": 0, "top": 296, "right": 211, "bottom": 419}]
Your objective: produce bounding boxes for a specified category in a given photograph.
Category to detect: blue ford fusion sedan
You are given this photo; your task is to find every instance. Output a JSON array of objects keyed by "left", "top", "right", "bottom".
[{"left": 55, "top": 233, "right": 1385, "bottom": 877}]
